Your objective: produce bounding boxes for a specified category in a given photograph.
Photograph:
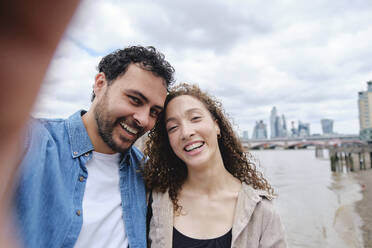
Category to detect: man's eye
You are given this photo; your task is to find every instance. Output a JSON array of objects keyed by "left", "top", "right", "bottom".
[
  {"left": 150, "top": 109, "right": 160, "bottom": 118},
  {"left": 128, "top": 96, "right": 141, "bottom": 105}
]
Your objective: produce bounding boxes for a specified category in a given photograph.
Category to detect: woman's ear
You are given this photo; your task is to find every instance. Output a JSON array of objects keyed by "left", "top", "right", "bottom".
[{"left": 214, "top": 120, "right": 221, "bottom": 137}]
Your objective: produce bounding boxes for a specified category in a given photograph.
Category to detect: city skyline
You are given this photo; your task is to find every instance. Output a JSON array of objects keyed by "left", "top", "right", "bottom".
[
  {"left": 32, "top": 0, "right": 371, "bottom": 135},
  {"left": 249, "top": 106, "right": 334, "bottom": 139}
]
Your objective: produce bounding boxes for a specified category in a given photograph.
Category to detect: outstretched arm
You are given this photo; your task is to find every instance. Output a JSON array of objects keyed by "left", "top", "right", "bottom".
[{"left": 0, "top": 0, "right": 80, "bottom": 246}]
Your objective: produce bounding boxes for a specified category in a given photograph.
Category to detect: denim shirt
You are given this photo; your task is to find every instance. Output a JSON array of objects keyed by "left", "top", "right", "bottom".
[{"left": 14, "top": 110, "right": 147, "bottom": 248}]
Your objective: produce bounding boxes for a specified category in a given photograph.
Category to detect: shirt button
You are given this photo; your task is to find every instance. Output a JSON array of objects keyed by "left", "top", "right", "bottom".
[
  {"left": 79, "top": 176, "right": 85, "bottom": 182},
  {"left": 84, "top": 153, "right": 89, "bottom": 157},
  {"left": 73, "top": 151, "right": 78, "bottom": 155},
  {"left": 76, "top": 210, "right": 81, "bottom": 216}
]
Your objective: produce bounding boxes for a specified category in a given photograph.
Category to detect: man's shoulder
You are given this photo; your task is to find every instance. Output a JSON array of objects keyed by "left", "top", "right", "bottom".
[
  {"left": 27, "top": 111, "right": 84, "bottom": 138},
  {"left": 29, "top": 116, "right": 66, "bottom": 130},
  {"left": 25, "top": 116, "right": 67, "bottom": 142}
]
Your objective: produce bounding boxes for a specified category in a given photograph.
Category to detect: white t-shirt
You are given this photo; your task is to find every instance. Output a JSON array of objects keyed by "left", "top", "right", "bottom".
[{"left": 74, "top": 151, "right": 128, "bottom": 248}]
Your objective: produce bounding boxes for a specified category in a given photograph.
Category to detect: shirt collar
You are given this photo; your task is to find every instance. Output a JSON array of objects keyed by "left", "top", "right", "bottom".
[{"left": 66, "top": 110, "right": 94, "bottom": 158}]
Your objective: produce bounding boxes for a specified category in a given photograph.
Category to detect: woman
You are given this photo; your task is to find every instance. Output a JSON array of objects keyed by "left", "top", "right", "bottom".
[{"left": 144, "top": 83, "right": 287, "bottom": 248}]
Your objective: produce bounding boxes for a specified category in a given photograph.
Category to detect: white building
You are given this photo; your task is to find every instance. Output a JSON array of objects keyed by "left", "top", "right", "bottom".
[{"left": 358, "top": 81, "right": 372, "bottom": 140}]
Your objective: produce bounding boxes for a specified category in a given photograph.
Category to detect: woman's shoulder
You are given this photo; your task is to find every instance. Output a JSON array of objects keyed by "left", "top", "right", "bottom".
[
  {"left": 240, "top": 183, "right": 275, "bottom": 201},
  {"left": 239, "top": 183, "right": 281, "bottom": 225}
]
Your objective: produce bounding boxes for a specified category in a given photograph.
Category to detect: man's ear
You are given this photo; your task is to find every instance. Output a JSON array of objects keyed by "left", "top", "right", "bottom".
[{"left": 93, "top": 72, "right": 107, "bottom": 99}]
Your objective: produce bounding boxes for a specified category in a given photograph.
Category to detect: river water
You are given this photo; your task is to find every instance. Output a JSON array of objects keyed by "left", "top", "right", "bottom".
[{"left": 250, "top": 149, "right": 365, "bottom": 248}]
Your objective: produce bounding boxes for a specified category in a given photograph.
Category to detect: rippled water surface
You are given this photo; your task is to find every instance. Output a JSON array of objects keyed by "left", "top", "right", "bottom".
[{"left": 250, "top": 149, "right": 365, "bottom": 248}]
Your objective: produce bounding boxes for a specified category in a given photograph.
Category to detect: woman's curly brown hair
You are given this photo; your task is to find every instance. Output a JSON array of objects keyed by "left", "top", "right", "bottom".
[{"left": 143, "top": 83, "right": 273, "bottom": 213}]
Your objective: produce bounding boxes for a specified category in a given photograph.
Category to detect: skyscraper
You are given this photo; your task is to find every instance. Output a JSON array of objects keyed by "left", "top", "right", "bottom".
[
  {"left": 298, "top": 121, "right": 310, "bottom": 137},
  {"left": 358, "top": 81, "right": 372, "bottom": 140},
  {"left": 280, "top": 114, "right": 288, "bottom": 137},
  {"left": 270, "top": 107, "right": 287, "bottom": 138},
  {"left": 270, "top": 107, "right": 278, "bottom": 138},
  {"left": 290, "top": 121, "right": 297, "bottom": 136},
  {"left": 321, "top": 119, "right": 334, "bottom": 135},
  {"left": 252, "top": 120, "right": 267, "bottom": 139}
]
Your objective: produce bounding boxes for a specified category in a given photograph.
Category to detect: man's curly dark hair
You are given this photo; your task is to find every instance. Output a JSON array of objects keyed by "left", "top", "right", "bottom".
[
  {"left": 91, "top": 45, "right": 175, "bottom": 101},
  {"left": 143, "top": 83, "right": 274, "bottom": 213}
]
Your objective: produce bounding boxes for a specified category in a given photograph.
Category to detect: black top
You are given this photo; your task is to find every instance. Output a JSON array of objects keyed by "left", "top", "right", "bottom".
[{"left": 172, "top": 227, "right": 232, "bottom": 248}]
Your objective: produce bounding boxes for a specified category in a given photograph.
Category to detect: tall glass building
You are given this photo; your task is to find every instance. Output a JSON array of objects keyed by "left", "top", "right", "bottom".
[
  {"left": 252, "top": 120, "right": 267, "bottom": 139},
  {"left": 321, "top": 119, "right": 334, "bottom": 135}
]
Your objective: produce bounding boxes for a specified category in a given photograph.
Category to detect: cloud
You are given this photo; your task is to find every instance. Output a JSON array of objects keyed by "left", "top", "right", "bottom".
[{"left": 33, "top": 0, "right": 372, "bottom": 136}]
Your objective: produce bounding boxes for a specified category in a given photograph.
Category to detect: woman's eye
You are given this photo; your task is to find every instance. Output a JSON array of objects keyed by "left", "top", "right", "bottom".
[
  {"left": 191, "top": 116, "right": 201, "bottom": 121},
  {"left": 167, "top": 126, "right": 177, "bottom": 132}
]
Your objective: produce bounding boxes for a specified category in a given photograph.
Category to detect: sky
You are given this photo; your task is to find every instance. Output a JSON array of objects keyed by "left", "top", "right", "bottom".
[{"left": 33, "top": 0, "right": 372, "bottom": 137}]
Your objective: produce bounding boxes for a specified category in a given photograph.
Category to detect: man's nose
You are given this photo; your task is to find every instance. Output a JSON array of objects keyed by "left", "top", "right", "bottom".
[{"left": 133, "top": 110, "right": 149, "bottom": 129}]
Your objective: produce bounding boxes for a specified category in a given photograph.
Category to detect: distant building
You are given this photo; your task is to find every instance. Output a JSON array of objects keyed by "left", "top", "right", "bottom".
[
  {"left": 298, "top": 121, "right": 310, "bottom": 137},
  {"left": 270, "top": 107, "right": 278, "bottom": 138},
  {"left": 358, "top": 81, "right": 372, "bottom": 141},
  {"left": 270, "top": 107, "right": 287, "bottom": 138},
  {"left": 321, "top": 119, "right": 334, "bottom": 135},
  {"left": 290, "top": 121, "right": 298, "bottom": 136},
  {"left": 252, "top": 120, "right": 267, "bottom": 139},
  {"left": 280, "top": 114, "right": 288, "bottom": 137},
  {"left": 242, "top": 130, "right": 249, "bottom": 141}
]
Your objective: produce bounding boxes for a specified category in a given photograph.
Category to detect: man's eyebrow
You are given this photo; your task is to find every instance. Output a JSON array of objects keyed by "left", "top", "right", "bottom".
[
  {"left": 127, "top": 89, "right": 163, "bottom": 111},
  {"left": 127, "top": 89, "right": 148, "bottom": 102}
]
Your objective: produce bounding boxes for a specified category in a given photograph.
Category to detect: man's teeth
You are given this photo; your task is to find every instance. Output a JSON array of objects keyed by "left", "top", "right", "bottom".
[
  {"left": 120, "top": 122, "right": 138, "bottom": 134},
  {"left": 185, "top": 142, "right": 204, "bottom": 152}
]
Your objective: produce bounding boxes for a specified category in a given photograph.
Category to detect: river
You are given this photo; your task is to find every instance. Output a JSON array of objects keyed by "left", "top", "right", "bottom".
[{"left": 250, "top": 149, "right": 366, "bottom": 248}]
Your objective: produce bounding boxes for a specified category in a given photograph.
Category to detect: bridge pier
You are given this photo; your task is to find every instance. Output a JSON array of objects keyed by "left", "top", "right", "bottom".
[
  {"left": 329, "top": 147, "right": 372, "bottom": 172},
  {"left": 315, "top": 146, "right": 324, "bottom": 158}
]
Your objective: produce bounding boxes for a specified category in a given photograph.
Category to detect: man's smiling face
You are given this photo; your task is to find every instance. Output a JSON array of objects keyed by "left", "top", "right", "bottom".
[{"left": 93, "top": 63, "right": 167, "bottom": 153}]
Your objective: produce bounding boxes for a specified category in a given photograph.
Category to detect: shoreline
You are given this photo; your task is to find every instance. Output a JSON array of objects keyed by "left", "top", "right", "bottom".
[{"left": 353, "top": 169, "right": 372, "bottom": 248}]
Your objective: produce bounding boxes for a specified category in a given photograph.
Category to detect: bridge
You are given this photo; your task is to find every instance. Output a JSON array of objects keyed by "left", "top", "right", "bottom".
[{"left": 241, "top": 134, "right": 364, "bottom": 150}]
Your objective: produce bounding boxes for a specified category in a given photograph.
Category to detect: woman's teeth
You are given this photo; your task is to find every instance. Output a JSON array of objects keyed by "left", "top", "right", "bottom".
[{"left": 184, "top": 142, "right": 204, "bottom": 152}]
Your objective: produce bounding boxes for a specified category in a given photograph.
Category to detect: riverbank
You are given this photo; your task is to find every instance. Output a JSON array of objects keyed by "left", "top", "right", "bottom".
[
  {"left": 251, "top": 149, "right": 369, "bottom": 247},
  {"left": 354, "top": 169, "right": 372, "bottom": 247}
]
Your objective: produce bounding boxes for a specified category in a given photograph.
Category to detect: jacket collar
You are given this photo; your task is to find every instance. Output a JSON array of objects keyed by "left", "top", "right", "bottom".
[
  {"left": 66, "top": 110, "right": 94, "bottom": 158},
  {"left": 154, "top": 183, "right": 274, "bottom": 246},
  {"left": 232, "top": 183, "right": 274, "bottom": 241}
]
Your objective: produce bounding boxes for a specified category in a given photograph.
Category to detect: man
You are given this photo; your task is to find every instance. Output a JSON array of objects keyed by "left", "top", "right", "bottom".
[{"left": 14, "top": 46, "right": 175, "bottom": 248}]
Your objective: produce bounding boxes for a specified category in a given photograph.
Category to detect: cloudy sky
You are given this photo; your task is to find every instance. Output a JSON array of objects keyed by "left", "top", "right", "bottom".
[{"left": 33, "top": 0, "right": 372, "bottom": 137}]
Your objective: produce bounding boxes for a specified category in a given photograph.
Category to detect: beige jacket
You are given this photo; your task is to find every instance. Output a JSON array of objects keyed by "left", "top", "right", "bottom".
[{"left": 149, "top": 183, "right": 287, "bottom": 248}]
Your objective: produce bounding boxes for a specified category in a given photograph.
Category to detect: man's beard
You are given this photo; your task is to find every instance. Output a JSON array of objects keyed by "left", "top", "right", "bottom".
[{"left": 93, "top": 95, "right": 136, "bottom": 153}]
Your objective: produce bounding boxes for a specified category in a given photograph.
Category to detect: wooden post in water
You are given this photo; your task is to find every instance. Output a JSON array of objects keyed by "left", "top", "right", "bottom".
[
  {"left": 363, "top": 151, "right": 370, "bottom": 170},
  {"left": 343, "top": 152, "right": 349, "bottom": 172},
  {"left": 346, "top": 153, "right": 352, "bottom": 172},
  {"left": 351, "top": 153, "right": 360, "bottom": 172},
  {"left": 358, "top": 152, "right": 364, "bottom": 170},
  {"left": 330, "top": 150, "right": 337, "bottom": 172}
]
